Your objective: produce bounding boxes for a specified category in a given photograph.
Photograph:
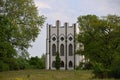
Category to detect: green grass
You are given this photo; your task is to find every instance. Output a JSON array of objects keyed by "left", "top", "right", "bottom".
[{"left": 0, "top": 69, "right": 116, "bottom": 80}]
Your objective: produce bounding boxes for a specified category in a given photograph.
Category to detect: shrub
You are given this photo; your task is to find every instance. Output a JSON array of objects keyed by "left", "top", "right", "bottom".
[
  {"left": 0, "top": 61, "right": 9, "bottom": 71},
  {"left": 3, "top": 58, "right": 19, "bottom": 70},
  {"left": 110, "top": 55, "right": 120, "bottom": 78},
  {"left": 29, "top": 56, "right": 45, "bottom": 69},
  {"left": 55, "top": 52, "right": 61, "bottom": 70},
  {"left": 76, "top": 62, "right": 93, "bottom": 70},
  {"left": 92, "top": 62, "right": 109, "bottom": 78},
  {"left": 17, "top": 58, "right": 29, "bottom": 70}
]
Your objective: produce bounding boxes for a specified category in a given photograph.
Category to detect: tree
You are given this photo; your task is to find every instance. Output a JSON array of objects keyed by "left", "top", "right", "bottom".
[
  {"left": 0, "top": 0, "right": 45, "bottom": 58},
  {"left": 29, "top": 56, "right": 45, "bottom": 69},
  {"left": 77, "top": 15, "right": 120, "bottom": 78},
  {"left": 55, "top": 52, "right": 61, "bottom": 70},
  {"left": 40, "top": 54, "right": 46, "bottom": 69},
  {"left": 0, "top": 15, "right": 17, "bottom": 58},
  {"left": 0, "top": 0, "right": 45, "bottom": 71},
  {"left": 29, "top": 56, "right": 39, "bottom": 68}
]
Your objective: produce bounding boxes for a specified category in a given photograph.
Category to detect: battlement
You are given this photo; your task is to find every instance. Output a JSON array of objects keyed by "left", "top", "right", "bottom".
[{"left": 47, "top": 20, "right": 76, "bottom": 28}]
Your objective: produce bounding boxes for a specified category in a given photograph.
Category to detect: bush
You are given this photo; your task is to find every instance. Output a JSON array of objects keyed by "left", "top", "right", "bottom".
[
  {"left": 110, "top": 55, "right": 120, "bottom": 78},
  {"left": 29, "top": 56, "right": 45, "bottom": 69},
  {"left": 78, "top": 62, "right": 84, "bottom": 70},
  {"left": 84, "top": 62, "right": 93, "bottom": 70},
  {"left": 17, "top": 58, "right": 29, "bottom": 70},
  {"left": 3, "top": 58, "right": 19, "bottom": 70},
  {"left": 75, "top": 66, "right": 81, "bottom": 70},
  {"left": 76, "top": 62, "right": 93, "bottom": 70},
  {"left": 0, "top": 61, "right": 9, "bottom": 71},
  {"left": 92, "top": 62, "right": 109, "bottom": 78},
  {"left": 55, "top": 52, "right": 61, "bottom": 70}
]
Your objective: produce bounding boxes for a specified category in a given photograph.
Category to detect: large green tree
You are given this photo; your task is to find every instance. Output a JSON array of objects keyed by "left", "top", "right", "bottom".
[
  {"left": 0, "top": 0, "right": 45, "bottom": 71},
  {"left": 77, "top": 15, "right": 120, "bottom": 78},
  {"left": 0, "top": 0, "right": 45, "bottom": 58}
]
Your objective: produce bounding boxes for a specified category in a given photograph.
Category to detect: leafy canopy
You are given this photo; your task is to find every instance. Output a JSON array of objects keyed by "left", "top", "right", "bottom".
[
  {"left": 0, "top": 0, "right": 45, "bottom": 57},
  {"left": 77, "top": 14, "right": 120, "bottom": 78}
]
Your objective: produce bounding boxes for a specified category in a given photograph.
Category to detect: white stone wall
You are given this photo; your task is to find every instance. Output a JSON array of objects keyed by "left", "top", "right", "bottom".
[
  {"left": 67, "top": 26, "right": 74, "bottom": 70},
  {"left": 46, "top": 20, "right": 83, "bottom": 70},
  {"left": 59, "top": 27, "right": 66, "bottom": 70},
  {"left": 46, "top": 24, "right": 49, "bottom": 69}
]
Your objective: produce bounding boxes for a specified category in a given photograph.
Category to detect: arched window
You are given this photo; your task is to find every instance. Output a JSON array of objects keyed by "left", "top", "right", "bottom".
[
  {"left": 52, "top": 44, "right": 56, "bottom": 56},
  {"left": 52, "top": 61, "right": 55, "bottom": 68},
  {"left": 61, "top": 61, "right": 64, "bottom": 67},
  {"left": 69, "top": 44, "right": 73, "bottom": 56},
  {"left": 69, "top": 61, "right": 73, "bottom": 67},
  {"left": 60, "top": 44, "right": 64, "bottom": 56}
]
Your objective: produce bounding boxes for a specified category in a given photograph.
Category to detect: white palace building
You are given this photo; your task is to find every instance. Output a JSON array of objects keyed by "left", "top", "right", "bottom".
[{"left": 46, "top": 20, "right": 84, "bottom": 70}]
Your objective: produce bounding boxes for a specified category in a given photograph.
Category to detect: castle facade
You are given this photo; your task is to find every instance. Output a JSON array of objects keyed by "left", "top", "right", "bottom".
[{"left": 46, "top": 20, "right": 83, "bottom": 70}]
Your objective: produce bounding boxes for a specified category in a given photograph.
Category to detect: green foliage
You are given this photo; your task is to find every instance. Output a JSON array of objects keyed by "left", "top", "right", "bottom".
[
  {"left": 0, "top": 0, "right": 45, "bottom": 58},
  {"left": 17, "top": 57, "right": 29, "bottom": 70},
  {"left": 55, "top": 52, "right": 61, "bottom": 70},
  {"left": 92, "top": 62, "right": 110, "bottom": 78},
  {"left": 0, "top": 55, "right": 45, "bottom": 71},
  {"left": 0, "top": 61, "right": 9, "bottom": 71},
  {"left": 110, "top": 53, "right": 120, "bottom": 78},
  {"left": 29, "top": 56, "right": 40, "bottom": 68},
  {"left": 77, "top": 14, "right": 120, "bottom": 78},
  {"left": 0, "top": 0, "right": 45, "bottom": 71},
  {"left": 40, "top": 54, "right": 46, "bottom": 69},
  {"left": 76, "top": 62, "right": 92, "bottom": 70},
  {"left": 29, "top": 55, "right": 45, "bottom": 69},
  {"left": 0, "top": 15, "right": 17, "bottom": 58},
  {"left": 3, "top": 58, "right": 19, "bottom": 70}
]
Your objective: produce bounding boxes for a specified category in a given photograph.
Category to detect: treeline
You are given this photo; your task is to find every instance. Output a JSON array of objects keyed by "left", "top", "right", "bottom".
[
  {"left": 77, "top": 15, "right": 120, "bottom": 79},
  {"left": 0, "top": 54, "right": 45, "bottom": 71}
]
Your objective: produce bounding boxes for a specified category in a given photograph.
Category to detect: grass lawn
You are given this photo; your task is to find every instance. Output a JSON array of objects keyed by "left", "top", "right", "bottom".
[{"left": 0, "top": 69, "right": 115, "bottom": 80}]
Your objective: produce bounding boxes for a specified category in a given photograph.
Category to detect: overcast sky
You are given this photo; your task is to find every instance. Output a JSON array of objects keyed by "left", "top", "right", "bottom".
[{"left": 28, "top": 0, "right": 120, "bottom": 57}]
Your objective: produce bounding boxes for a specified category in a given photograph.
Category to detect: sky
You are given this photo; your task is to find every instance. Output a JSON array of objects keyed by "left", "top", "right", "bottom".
[{"left": 28, "top": 0, "right": 120, "bottom": 57}]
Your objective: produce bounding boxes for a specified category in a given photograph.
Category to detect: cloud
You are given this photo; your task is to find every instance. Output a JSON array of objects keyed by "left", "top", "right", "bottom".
[
  {"left": 30, "top": 0, "right": 120, "bottom": 57},
  {"left": 34, "top": 0, "right": 120, "bottom": 22},
  {"left": 75, "top": 0, "right": 120, "bottom": 16},
  {"left": 46, "top": 12, "right": 77, "bottom": 25},
  {"left": 34, "top": 0, "right": 51, "bottom": 9}
]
